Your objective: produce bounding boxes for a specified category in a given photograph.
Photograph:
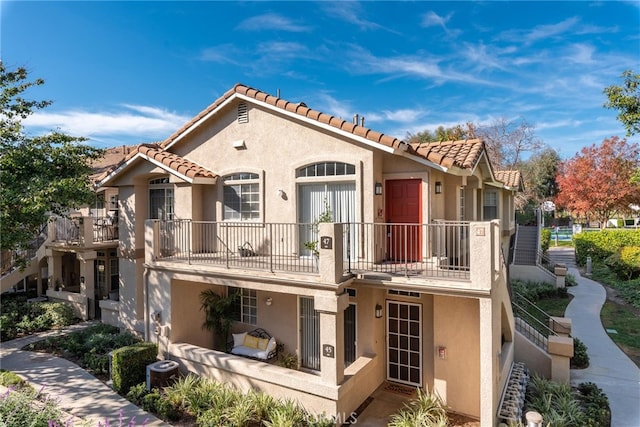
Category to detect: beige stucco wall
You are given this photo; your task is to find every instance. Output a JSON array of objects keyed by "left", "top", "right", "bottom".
[{"left": 433, "top": 295, "right": 480, "bottom": 418}]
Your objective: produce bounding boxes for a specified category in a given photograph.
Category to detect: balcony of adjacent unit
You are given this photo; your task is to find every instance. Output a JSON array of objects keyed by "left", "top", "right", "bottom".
[
  {"left": 145, "top": 219, "right": 503, "bottom": 293},
  {"left": 47, "top": 215, "right": 119, "bottom": 249}
]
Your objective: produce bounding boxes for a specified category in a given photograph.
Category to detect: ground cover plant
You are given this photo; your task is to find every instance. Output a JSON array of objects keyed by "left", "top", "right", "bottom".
[
  {"left": 0, "top": 294, "right": 77, "bottom": 341},
  {"left": 125, "top": 373, "right": 337, "bottom": 426},
  {"left": 388, "top": 387, "right": 448, "bottom": 427},
  {"left": 0, "top": 370, "right": 66, "bottom": 427},
  {"left": 23, "top": 323, "right": 141, "bottom": 380},
  {"left": 524, "top": 375, "right": 610, "bottom": 427}
]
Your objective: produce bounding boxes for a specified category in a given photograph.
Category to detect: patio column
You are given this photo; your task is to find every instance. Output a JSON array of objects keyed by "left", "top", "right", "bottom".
[
  {"left": 78, "top": 251, "right": 97, "bottom": 319},
  {"left": 479, "top": 297, "right": 496, "bottom": 426},
  {"left": 47, "top": 249, "right": 62, "bottom": 290},
  {"left": 318, "top": 223, "right": 343, "bottom": 284},
  {"left": 316, "top": 291, "right": 350, "bottom": 385}
]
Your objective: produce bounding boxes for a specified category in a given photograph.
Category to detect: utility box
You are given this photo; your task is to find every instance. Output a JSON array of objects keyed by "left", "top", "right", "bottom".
[{"left": 146, "top": 360, "right": 179, "bottom": 391}]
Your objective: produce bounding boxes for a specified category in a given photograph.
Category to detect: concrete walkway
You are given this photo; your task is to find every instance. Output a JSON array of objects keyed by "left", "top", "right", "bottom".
[
  {"left": 0, "top": 322, "right": 169, "bottom": 426},
  {"left": 552, "top": 248, "right": 640, "bottom": 426}
]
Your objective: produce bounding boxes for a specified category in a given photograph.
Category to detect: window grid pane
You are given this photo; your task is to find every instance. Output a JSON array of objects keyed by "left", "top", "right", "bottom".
[{"left": 224, "top": 174, "right": 260, "bottom": 221}]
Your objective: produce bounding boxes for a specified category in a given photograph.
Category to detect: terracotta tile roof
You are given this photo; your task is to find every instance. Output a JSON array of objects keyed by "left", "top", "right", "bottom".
[
  {"left": 136, "top": 144, "right": 218, "bottom": 180},
  {"left": 410, "top": 139, "right": 485, "bottom": 169},
  {"left": 495, "top": 170, "right": 523, "bottom": 189},
  {"left": 90, "top": 145, "right": 137, "bottom": 179},
  {"left": 96, "top": 143, "right": 217, "bottom": 185},
  {"left": 160, "top": 83, "right": 407, "bottom": 152}
]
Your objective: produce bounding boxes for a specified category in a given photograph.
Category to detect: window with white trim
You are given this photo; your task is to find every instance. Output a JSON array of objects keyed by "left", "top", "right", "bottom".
[
  {"left": 223, "top": 173, "right": 260, "bottom": 221},
  {"left": 459, "top": 187, "right": 466, "bottom": 221},
  {"left": 297, "top": 161, "right": 355, "bottom": 177},
  {"left": 230, "top": 287, "right": 257, "bottom": 325},
  {"left": 483, "top": 190, "right": 499, "bottom": 220},
  {"left": 149, "top": 177, "right": 174, "bottom": 220}
]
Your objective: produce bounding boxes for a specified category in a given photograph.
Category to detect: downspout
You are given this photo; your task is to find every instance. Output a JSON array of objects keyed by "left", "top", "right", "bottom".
[{"left": 144, "top": 267, "right": 150, "bottom": 342}]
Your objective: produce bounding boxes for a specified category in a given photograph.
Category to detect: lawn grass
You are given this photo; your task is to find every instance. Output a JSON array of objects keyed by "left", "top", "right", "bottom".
[
  {"left": 600, "top": 301, "right": 640, "bottom": 350},
  {"left": 536, "top": 296, "right": 572, "bottom": 318}
]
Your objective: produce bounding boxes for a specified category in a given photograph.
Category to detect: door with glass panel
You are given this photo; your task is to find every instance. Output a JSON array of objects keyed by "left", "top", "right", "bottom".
[
  {"left": 387, "top": 300, "right": 422, "bottom": 386},
  {"left": 298, "top": 182, "right": 356, "bottom": 258},
  {"left": 300, "top": 296, "right": 320, "bottom": 370},
  {"left": 344, "top": 303, "right": 357, "bottom": 367}
]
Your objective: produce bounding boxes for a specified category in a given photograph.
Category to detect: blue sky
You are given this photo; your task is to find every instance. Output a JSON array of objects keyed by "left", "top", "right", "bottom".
[{"left": 2, "top": 1, "right": 639, "bottom": 159}]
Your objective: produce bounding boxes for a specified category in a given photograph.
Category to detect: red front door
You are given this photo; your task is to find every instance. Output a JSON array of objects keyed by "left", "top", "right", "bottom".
[{"left": 386, "top": 179, "right": 421, "bottom": 261}]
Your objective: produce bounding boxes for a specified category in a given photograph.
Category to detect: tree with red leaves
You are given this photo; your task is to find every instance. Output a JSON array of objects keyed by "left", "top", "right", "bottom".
[{"left": 555, "top": 136, "right": 640, "bottom": 227}]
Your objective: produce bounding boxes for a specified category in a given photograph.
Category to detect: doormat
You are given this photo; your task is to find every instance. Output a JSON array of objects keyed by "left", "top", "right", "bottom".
[{"left": 383, "top": 382, "right": 417, "bottom": 397}]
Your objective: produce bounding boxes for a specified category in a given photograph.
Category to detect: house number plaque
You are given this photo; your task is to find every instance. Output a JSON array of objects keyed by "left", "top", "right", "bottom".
[
  {"left": 320, "top": 236, "right": 332, "bottom": 249},
  {"left": 323, "top": 344, "right": 335, "bottom": 358}
]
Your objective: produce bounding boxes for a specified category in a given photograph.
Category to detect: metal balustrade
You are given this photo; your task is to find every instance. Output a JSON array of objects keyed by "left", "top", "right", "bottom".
[
  {"left": 512, "top": 293, "right": 559, "bottom": 351},
  {"left": 154, "top": 220, "right": 471, "bottom": 279},
  {"left": 50, "top": 216, "right": 118, "bottom": 245}
]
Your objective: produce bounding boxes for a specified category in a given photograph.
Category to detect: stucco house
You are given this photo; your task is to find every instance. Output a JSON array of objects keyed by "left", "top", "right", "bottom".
[{"left": 90, "top": 83, "right": 526, "bottom": 424}]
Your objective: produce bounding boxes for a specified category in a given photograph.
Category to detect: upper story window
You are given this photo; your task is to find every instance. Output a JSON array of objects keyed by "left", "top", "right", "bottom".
[
  {"left": 483, "top": 190, "right": 499, "bottom": 220},
  {"left": 297, "top": 162, "right": 355, "bottom": 178},
  {"left": 223, "top": 173, "right": 260, "bottom": 221},
  {"left": 149, "top": 177, "right": 174, "bottom": 220}
]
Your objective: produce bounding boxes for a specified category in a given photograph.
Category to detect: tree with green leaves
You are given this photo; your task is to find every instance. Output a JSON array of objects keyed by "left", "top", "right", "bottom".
[
  {"left": 604, "top": 70, "right": 640, "bottom": 136},
  {"left": 0, "top": 62, "right": 103, "bottom": 260},
  {"left": 521, "top": 147, "right": 561, "bottom": 205}
]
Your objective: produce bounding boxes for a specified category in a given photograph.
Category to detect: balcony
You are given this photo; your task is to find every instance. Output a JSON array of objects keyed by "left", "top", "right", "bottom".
[
  {"left": 147, "top": 220, "right": 505, "bottom": 288},
  {"left": 48, "top": 216, "right": 119, "bottom": 247}
]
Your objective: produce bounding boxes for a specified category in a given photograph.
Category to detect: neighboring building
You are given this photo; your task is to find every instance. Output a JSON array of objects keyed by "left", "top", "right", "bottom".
[
  {"left": 95, "top": 83, "right": 527, "bottom": 424},
  {"left": 0, "top": 145, "right": 132, "bottom": 320}
]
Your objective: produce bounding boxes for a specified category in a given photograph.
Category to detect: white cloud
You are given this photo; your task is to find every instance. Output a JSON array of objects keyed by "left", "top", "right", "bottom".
[
  {"left": 322, "top": 2, "right": 396, "bottom": 33},
  {"left": 199, "top": 44, "right": 242, "bottom": 64},
  {"left": 421, "top": 11, "right": 452, "bottom": 29},
  {"left": 565, "top": 43, "right": 596, "bottom": 65},
  {"left": 23, "top": 105, "right": 190, "bottom": 142},
  {"left": 236, "top": 13, "right": 310, "bottom": 32}
]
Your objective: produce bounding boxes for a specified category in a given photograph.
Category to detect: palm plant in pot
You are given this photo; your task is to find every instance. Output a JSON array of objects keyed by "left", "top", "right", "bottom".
[{"left": 199, "top": 289, "right": 239, "bottom": 351}]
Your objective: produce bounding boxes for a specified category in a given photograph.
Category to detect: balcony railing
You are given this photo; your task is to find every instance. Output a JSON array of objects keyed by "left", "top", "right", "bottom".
[
  {"left": 343, "top": 221, "right": 470, "bottom": 279},
  {"left": 50, "top": 216, "right": 118, "bottom": 245},
  {"left": 153, "top": 220, "right": 471, "bottom": 280}
]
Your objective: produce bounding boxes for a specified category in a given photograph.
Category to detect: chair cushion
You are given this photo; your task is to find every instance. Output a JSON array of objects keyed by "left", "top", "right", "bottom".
[
  {"left": 257, "top": 337, "right": 269, "bottom": 351},
  {"left": 243, "top": 334, "right": 259, "bottom": 349},
  {"left": 232, "top": 332, "right": 247, "bottom": 348}
]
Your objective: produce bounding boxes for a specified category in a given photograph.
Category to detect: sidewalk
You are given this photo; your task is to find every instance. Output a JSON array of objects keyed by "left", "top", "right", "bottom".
[
  {"left": 563, "top": 264, "right": 640, "bottom": 426},
  {"left": 0, "top": 322, "right": 169, "bottom": 427}
]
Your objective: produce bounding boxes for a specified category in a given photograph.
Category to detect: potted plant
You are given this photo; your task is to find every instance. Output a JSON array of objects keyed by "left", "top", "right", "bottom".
[
  {"left": 303, "top": 198, "right": 333, "bottom": 258},
  {"left": 199, "top": 289, "right": 239, "bottom": 351}
]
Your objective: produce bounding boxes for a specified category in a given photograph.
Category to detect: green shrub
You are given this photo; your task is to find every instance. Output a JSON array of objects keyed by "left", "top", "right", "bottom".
[
  {"left": 125, "top": 382, "right": 150, "bottom": 406},
  {"left": 0, "top": 300, "right": 77, "bottom": 342},
  {"left": 0, "top": 370, "right": 28, "bottom": 390},
  {"left": 541, "top": 228, "right": 552, "bottom": 253},
  {"left": 605, "top": 246, "right": 640, "bottom": 280},
  {"left": 111, "top": 342, "right": 158, "bottom": 395},
  {"left": 571, "top": 337, "right": 589, "bottom": 369},
  {"left": 511, "top": 280, "right": 566, "bottom": 302},
  {"left": 141, "top": 390, "right": 162, "bottom": 413},
  {"left": 574, "top": 229, "right": 640, "bottom": 266},
  {"left": 0, "top": 387, "right": 64, "bottom": 427},
  {"left": 577, "top": 382, "right": 611, "bottom": 426}
]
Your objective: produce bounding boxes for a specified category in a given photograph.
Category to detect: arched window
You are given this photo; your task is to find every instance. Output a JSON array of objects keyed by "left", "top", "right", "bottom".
[
  {"left": 149, "top": 177, "right": 174, "bottom": 220},
  {"left": 223, "top": 173, "right": 260, "bottom": 221},
  {"left": 296, "top": 161, "right": 355, "bottom": 178}
]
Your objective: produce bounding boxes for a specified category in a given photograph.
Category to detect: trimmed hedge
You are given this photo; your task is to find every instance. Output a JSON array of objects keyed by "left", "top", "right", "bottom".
[
  {"left": 540, "top": 228, "right": 552, "bottom": 253},
  {"left": 574, "top": 229, "right": 640, "bottom": 266},
  {"left": 111, "top": 342, "right": 158, "bottom": 395},
  {"left": 605, "top": 246, "right": 640, "bottom": 280}
]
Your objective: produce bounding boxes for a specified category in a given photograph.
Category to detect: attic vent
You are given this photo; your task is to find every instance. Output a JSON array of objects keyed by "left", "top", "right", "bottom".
[{"left": 237, "top": 102, "right": 248, "bottom": 124}]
